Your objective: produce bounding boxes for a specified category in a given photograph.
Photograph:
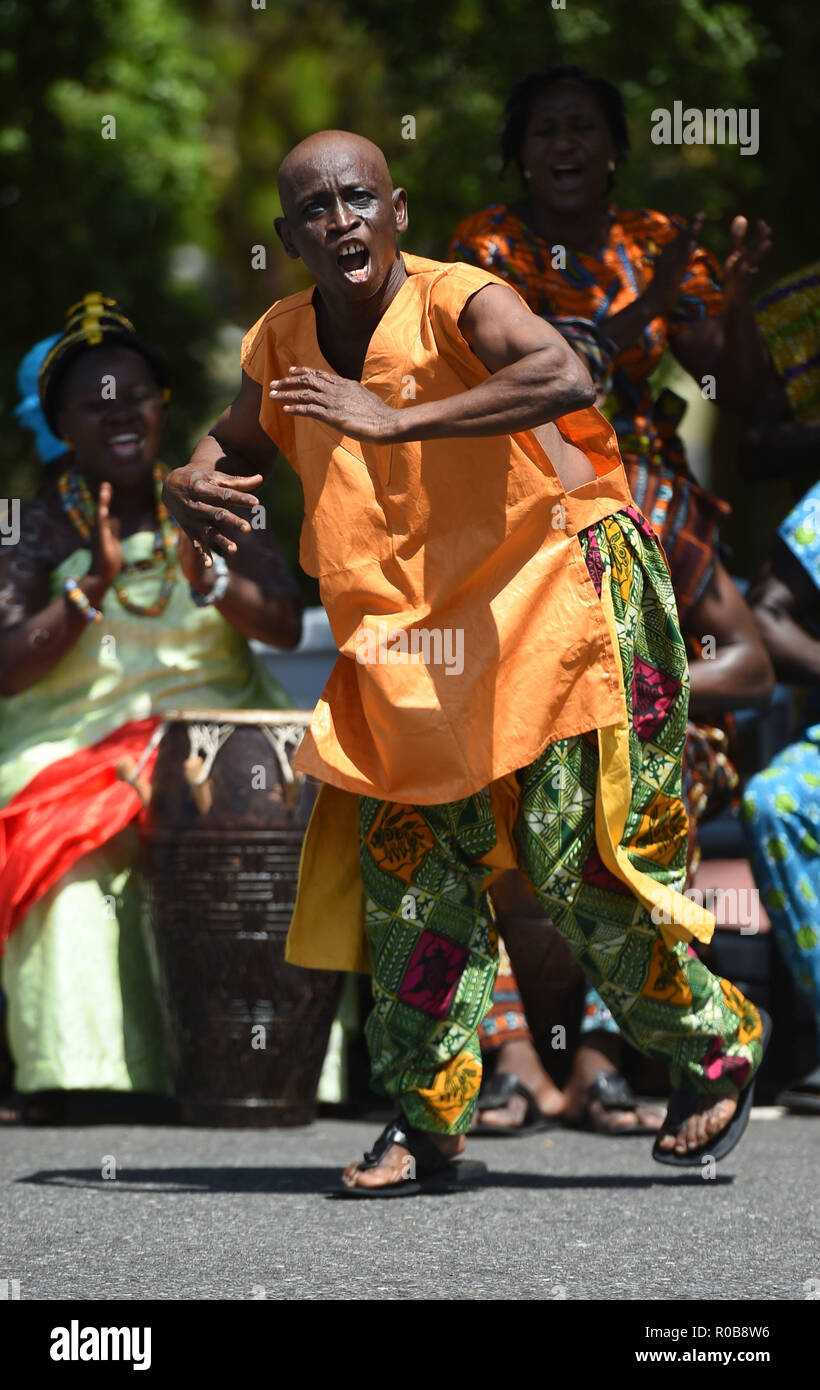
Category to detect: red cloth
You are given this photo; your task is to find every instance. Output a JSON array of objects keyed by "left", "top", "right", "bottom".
[{"left": 0, "top": 717, "right": 161, "bottom": 949}]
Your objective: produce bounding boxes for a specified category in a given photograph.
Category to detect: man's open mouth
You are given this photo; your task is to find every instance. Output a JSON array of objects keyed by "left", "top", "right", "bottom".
[{"left": 337, "top": 240, "right": 371, "bottom": 282}]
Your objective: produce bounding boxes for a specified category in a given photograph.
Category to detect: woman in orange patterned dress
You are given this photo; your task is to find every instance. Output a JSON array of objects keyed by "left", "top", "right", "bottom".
[{"left": 450, "top": 64, "right": 771, "bottom": 621}]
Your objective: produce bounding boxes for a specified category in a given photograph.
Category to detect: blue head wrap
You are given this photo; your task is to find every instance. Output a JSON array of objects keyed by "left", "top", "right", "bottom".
[{"left": 14, "top": 334, "right": 68, "bottom": 464}]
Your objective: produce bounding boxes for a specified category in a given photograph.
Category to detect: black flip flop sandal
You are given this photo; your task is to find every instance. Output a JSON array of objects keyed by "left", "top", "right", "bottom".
[
  {"left": 652, "top": 1007, "right": 773, "bottom": 1167},
  {"left": 472, "top": 1071, "right": 558, "bottom": 1137},
  {"left": 566, "top": 1069, "right": 661, "bottom": 1136},
  {"left": 330, "top": 1117, "right": 488, "bottom": 1199},
  {"left": 777, "top": 1062, "right": 820, "bottom": 1115}
]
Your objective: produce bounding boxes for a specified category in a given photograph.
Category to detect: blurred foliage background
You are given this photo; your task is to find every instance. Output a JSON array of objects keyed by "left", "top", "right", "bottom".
[{"left": 2, "top": 0, "right": 817, "bottom": 598}]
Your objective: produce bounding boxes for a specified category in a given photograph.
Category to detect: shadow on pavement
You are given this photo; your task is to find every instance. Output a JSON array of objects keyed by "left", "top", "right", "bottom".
[
  {"left": 17, "top": 1166, "right": 733, "bottom": 1194},
  {"left": 17, "top": 1167, "right": 341, "bottom": 1194}
]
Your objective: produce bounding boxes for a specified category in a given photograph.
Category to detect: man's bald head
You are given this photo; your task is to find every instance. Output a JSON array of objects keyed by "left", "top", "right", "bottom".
[
  {"left": 273, "top": 129, "right": 408, "bottom": 307},
  {"left": 277, "top": 130, "right": 393, "bottom": 217}
]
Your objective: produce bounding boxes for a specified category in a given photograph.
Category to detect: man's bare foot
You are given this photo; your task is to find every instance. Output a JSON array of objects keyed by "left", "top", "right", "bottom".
[
  {"left": 656, "top": 1093, "right": 738, "bottom": 1155},
  {"left": 474, "top": 1039, "right": 564, "bottom": 1130},
  {"left": 562, "top": 1035, "right": 663, "bottom": 1133},
  {"left": 341, "top": 1131, "right": 464, "bottom": 1189}
]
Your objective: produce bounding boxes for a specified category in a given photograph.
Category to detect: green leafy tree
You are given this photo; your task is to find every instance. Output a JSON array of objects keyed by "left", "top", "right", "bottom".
[
  {"left": 4, "top": 0, "right": 818, "bottom": 591},
  {"left": 1, "top": 0, "right": 218, "bottom": 499}
]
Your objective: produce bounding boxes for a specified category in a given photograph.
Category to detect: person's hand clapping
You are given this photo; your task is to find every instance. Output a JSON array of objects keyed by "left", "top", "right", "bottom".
[
  {"left": 644, "top": 213, "right": 706, "bottom": 318},
  {"left": 271, "top": 368, "right": 400, "bottom": 443},
  {"left": 722, "top": 215, "right": 772, "bottom": 308},
  {"left": 89, "top": 481, "right": 124, "bottom": 588}
]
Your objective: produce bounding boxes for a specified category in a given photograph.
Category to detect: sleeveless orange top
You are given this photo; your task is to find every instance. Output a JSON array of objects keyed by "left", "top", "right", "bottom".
[{"left": 241, "top": 253, "right": 638, "bottom": 804}]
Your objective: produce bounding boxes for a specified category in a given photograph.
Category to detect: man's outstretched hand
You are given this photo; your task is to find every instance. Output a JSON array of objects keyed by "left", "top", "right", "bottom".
[
  {"left": 271, "top": 367, "right": 399, "bottom": 442},
  {"left": 162, "top": 465, "right": 262, "bottom": 566}
]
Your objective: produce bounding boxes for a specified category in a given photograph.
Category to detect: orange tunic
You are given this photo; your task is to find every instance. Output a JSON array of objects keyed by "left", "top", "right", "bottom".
[{"left": 241, "top": 252, "right": 640, "bottom": 805}]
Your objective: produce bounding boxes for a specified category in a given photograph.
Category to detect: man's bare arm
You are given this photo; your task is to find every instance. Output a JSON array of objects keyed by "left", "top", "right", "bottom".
[
  {"left": 163, "top": 371, "right": 280, "bottom": 563},
  {"left": 419, "top": 281, "right": 597, "bottom": 436},
  {"left": 205, "top": 371, "right": 280, "bottom": 478},
  {"left": 270, "top": 284, "right": 596, "bottom": 444}
]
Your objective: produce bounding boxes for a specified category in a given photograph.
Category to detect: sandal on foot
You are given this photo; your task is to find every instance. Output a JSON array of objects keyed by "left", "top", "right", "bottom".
[
  {"left": 472, "top": 1071, "right": 558, "bottom": 1137},
  {"left": 566, "top": 1070, "right": 661, "bottom": 1136},
  {"left": 652, "top": 1007, "right": 773, "bottom": 1167},
  {"left": 332, "top": 1117, "right": 488, "bottom": 1199},
  {"left": 776, "top": 1063, "right": 820, "bottom": 1116}
]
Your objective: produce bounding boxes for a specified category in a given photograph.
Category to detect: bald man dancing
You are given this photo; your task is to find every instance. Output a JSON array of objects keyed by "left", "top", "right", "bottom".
[{"left": 164, "top": 131, "right": 769, "bottom": 1196}]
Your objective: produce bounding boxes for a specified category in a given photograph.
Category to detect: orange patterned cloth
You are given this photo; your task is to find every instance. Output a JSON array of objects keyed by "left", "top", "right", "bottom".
[{"left": 449, "top": 204, "right": 731, "bottom": 621}]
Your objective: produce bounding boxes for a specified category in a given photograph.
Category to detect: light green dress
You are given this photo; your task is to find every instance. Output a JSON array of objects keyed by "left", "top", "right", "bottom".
[{"left": 1, "top": 533, "right": 291, "bottom": 1093}]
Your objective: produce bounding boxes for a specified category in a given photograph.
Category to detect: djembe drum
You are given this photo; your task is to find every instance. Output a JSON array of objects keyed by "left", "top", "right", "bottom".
[{"left": 139, "top": 709, "right": 342, "bottom": 1126}]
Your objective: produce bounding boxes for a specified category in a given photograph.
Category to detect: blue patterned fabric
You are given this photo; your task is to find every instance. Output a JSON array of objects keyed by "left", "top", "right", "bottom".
[
  {"left": 741, "top": 481, "right": 820, "bottom": 1042},
  {"left": 743, "top": 734, "right": 820, "bottom": 1039},
  {"left": 778, "top": 479, "right": 820, "bottom": 595}
]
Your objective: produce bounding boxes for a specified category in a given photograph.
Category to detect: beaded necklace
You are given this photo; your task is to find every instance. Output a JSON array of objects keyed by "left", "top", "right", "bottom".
[{"left": 58, "top": 461, "right": 179, "bottom": 618}]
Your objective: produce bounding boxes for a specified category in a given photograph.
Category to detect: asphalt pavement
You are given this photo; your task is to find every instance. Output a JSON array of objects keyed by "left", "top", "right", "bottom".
[{"left": 2, "top": 1110, "right": 818, "bottom": 1301}]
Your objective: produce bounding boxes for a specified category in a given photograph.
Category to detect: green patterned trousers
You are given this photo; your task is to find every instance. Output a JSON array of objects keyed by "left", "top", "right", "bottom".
[{"left": 358, "top": 508, "right": 764, "bottom": 1134}]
